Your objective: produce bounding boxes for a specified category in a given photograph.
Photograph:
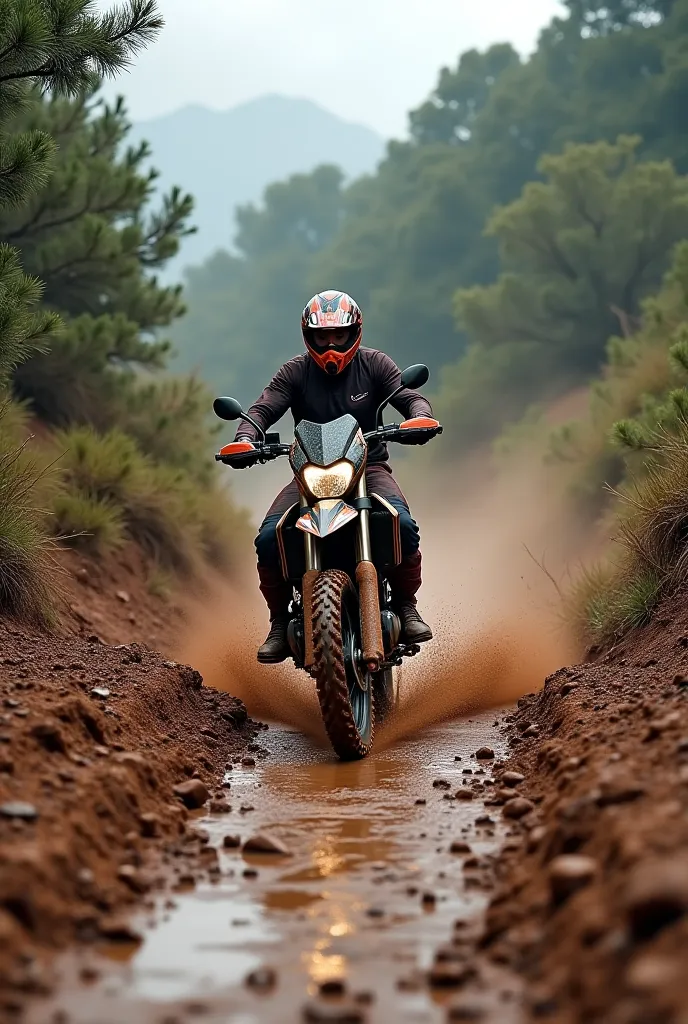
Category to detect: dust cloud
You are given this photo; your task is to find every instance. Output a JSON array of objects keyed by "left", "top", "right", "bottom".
[{"left": 175, "top": 452, "right": 582, "bottom": 751}]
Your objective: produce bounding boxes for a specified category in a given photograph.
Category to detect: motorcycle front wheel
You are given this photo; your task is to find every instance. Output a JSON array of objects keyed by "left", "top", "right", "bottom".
[{"left": 311, "top": 569, "right": 374, "bottom": 760}]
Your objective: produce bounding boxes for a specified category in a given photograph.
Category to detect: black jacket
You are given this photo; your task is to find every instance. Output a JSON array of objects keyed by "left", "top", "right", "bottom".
[{"left": 236, "top": 348, "right": 433, "bottom": 465}]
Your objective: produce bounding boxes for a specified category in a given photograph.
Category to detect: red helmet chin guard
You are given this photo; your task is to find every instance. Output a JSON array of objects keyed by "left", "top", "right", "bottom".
[{"left": 301, "top": 290, "right": 363, "bottom": 375}]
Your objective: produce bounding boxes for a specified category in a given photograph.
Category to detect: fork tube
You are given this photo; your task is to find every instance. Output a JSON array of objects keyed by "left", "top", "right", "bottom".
[
  {"left": 355, "top": 476, "right": 373, "bottom": 563},
  {"left": 300, "top": 490, "right": 321, "bottom": 571}
]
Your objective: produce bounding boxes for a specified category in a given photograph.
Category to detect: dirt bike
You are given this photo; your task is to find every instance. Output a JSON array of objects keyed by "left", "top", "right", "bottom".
[{"left": 213, "top": 364, "right": 442, "bottom": 760}]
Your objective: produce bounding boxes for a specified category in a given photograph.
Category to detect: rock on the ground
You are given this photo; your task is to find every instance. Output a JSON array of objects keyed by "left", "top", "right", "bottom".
[
  {"left": 172, "top": 779, "right": 210, "bottom": 809},
  {"left": 548, "top": 855, "right": 598, "bottom": 904},
  {"left": 242, "top": 833, "right": 292, "bottom": 856},
  {"left": 624, "top": 857, "right": 688, "bottom": 941}
]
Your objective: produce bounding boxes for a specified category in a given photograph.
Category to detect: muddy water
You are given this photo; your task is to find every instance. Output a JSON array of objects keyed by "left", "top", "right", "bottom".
[{"left": 32, "top": 717, "right": 517, "bottom": 1024}]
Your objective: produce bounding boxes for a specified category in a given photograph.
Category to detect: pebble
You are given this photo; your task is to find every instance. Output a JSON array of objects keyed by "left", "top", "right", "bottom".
[
  {"left": 447, "top": 998, "right": 487, "bottom": 1020},
  {"left": 242, "top": 833, "right": 292, "bottom": 856},
  {"left": 548, "top": 855, "right": 597, "bottom": 904},
  {"left": 90, "top": 687, "right": 110, "bottom": 700},
  {"left": 433, "top": 778, "right": 451, "bottom": 790},
  {"left": 98, "top": 918, "right": 142, "bottom": 943},
  {"left": 245, "top": 966, "right": 277, "bottom": 991},
  {"left": 0, "top": 801, "right": 38, "bottom": 821},
  {"left": 624, "top": 857, "right": 688, "bottom": 941},
  {"left": 117, "top": 865, "right": 150, "bottom": 893},
  {"left": 319, "top": 979, "right": 346, "bottom": 996},
  {"left": 172, "top": 779, "right": 210, "bottom": 809},
  {"left": 222, "top": 834, "right": 241, "bottom": 849},
  {"left": 209, "top": 798, "right": 231, "bottom": 813},
  {"left": 502, "top": 797, "right": 535, "bottom": 819},
  {"left": 139, "top": 812, "right": 160, "bottom": 838},
  {"left": 597, "top": 776, "right": 645, "bottom": 806},
  {"left": 115, "top": 590, "right": 130, "bottom": 603},
  {"left": 625, "top": 952, "right": 679, "bottom": 993},
  {"left": 427, "top": 961, "right": 476, "bottom": 988},
  {"left": 241, "top": 756, "right": 256, "bottom": 767},
  {"left": 474, "top": 747, "right": 494, "bottom": 760},
  {"left": 450, "top": 841, "right": 472, "bottom": 854},
  {"left": 455, "top": 789, "right": 474, "bottom": 801},
  {"left": 500, "top": 771, "right": 525, "bottom": 787}
]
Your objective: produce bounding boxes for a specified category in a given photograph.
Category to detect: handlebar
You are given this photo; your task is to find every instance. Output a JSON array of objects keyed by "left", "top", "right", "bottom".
[
  {"left": 362, "top": 423, "right": 444, "bottom": 445},
  {"left": 215, "top": 442, "right": 290, "bottom": 467},
  {"left": 216, "top": 424, "right": 442, "bottom": 468}
]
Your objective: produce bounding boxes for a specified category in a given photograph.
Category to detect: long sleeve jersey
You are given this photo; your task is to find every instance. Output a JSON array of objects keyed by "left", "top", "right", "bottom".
[{"left": 235, "top": 348, "right": 433, "bottom": 466}]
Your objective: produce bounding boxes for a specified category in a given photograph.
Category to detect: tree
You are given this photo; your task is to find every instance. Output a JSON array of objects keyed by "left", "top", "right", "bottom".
[
  {"left": 1, "top": 85, "right": 194, "bottom": 425},
  {"left": 0, "top": 0, "right": 163, "bottom": 385},
  {"left": 564, "top": 0, "right": 676, "bottom": 34},
  {"left": 435, "top": 136, "right": 688, "bottom": 444},
  {"left": 408, "top": 44, "right": 520, "bottom": 146},
  {"left": 170, "top": 165, "right": 347, "bottom": 402}
]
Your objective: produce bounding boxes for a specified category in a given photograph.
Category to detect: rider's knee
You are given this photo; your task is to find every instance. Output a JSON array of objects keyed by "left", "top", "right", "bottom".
[
  {"left": 385, "top": 497, "right": 420, "bottom": 557},
  {"left": 255, "top": 513, "right": 282, "bottom": 566}
]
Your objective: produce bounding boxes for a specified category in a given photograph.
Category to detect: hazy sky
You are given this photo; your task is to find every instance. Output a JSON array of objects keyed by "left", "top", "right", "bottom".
[{"left": 99, "top": 0, "right": 564, "bottom": 137}]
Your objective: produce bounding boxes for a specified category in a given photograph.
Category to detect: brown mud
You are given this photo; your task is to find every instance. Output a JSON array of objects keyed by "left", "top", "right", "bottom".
[
  {"left": 470, "top": 593, "right": 688, "bottom": 1024},
  {"left": 0, "top": 610, "right": 258, "bottom": 1018},
  {"left": 27, "top": 718, "right": 524, "bottom": 1024},
  {"left": 9, "top": 448, "right": 688, "bottom": 1022}
]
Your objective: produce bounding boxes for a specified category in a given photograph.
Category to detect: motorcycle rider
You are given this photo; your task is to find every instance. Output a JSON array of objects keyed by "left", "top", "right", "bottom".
[{"left": 234, "top": 290, "right": 439, "bottom": 664}]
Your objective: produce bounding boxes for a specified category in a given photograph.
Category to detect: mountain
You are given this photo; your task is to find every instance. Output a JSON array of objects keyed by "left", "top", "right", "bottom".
[{"left": 129, "top": 95, "right": 386, "bottom": 274}]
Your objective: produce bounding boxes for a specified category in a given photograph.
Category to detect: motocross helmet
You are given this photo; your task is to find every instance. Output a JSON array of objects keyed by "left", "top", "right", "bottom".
[{"left": 301, "top": 290, "right": 363, "bottom": 375}]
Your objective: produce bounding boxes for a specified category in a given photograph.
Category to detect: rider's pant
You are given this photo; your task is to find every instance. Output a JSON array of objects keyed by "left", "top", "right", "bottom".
[{"left": 255, "top": 464, "right": 423, "bottom": 617}]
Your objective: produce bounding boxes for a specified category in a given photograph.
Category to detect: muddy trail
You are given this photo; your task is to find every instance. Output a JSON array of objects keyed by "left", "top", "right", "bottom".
[{"left": 27, "top": 718, "right": 522, "bottom": 1024}]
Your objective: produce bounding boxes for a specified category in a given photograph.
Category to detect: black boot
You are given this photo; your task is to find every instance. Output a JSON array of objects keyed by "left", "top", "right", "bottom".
[
  {"left": 257, "top": 615, "right": 290, "bottom": 664},
  {"left": 398, "top": 601, "right": 433, "bottom": 644}
]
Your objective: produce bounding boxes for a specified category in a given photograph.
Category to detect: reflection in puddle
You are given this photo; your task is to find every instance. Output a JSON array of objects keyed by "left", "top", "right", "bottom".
[{"left": 31, "top": 718, "right": 507, "bottom": 1024}]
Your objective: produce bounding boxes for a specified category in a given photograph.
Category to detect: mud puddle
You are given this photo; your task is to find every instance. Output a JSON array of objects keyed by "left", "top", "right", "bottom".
[{"left": 29, "top": 715, "right": 515, "bottom": 1024}]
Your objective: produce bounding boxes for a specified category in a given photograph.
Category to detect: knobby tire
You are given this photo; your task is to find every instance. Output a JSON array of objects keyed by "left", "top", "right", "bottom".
[{"left": 312, "top": 569, "right": 374, "bottom": 760}]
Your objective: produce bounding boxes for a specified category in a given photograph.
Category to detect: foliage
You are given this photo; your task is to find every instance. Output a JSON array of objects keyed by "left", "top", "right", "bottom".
[
  {"left": 435, "top": 137, "right": 688, "bottom": 446},
  {"left": 169, "top": 165, "right": 346, "bottom": 402},
  {"left": 0, "top": 0, "right": 163, "bottom": 387},
  {"left": 173, "top": 0, "right": 688, "bottom": 410},
  {"left": 0, "top": 415, "right": 60, "bottom": 625},
  {"left": 52, "top": 490, "right": 124, "bottom": 554},
  {"left": 3, "top": 87, "right": 194, "bottom": 426},
  {"left": 49, "top": 425, "right": 249, "bottom": 574},
  {"left": 545, "top": 240, "right": 688, "bottom": 507}
]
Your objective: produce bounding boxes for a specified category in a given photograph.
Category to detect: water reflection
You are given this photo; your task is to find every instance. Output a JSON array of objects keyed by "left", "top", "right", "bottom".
[{"left": 32, "top": 719, "right": 505, "bottom": 1024}]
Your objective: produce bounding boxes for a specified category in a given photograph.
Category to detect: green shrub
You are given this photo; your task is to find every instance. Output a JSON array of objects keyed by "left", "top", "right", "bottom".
[
  {"left": 0, "top": 431, "right": 59, "bottom": 626},
  {"left": 50, "top": 425, "right": 248, "bottom": 577},
  {"left": 51, "top": 492, "right": 125, "bottom": 555}
]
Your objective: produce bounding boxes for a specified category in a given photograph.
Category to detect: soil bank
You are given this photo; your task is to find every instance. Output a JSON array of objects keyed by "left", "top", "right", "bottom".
[{"left": 473, "top": 594, "right": 688, "bottom": 1023}]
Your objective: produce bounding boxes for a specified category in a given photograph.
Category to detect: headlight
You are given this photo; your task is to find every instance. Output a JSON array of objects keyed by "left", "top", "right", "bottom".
[{"left": 301, "top": 461, "right": 355, "bottom": 499}]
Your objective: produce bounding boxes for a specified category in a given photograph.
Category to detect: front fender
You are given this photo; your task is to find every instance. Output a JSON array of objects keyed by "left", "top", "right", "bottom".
[{"left": 296, "top": 499, "right": 358, "bottom": 538}]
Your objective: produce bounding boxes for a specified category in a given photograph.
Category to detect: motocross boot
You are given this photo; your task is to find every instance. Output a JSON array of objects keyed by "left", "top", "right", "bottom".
[
  {"left": 257, "top": 615, "right": 290, "bottom": 664},
  {"left": 398, "top": 601, "right": 433, "bottom": 644}
]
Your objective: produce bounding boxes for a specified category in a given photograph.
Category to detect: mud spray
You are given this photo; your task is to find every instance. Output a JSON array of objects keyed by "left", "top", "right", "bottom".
[{"left": 175, "top": 454, "right": 581, "bottom": 749}]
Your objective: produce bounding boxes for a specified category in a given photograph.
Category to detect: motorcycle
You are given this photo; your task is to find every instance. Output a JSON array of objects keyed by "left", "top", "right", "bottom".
[{"left": 213, "top": 363, "right": 442, "bottom": 760}]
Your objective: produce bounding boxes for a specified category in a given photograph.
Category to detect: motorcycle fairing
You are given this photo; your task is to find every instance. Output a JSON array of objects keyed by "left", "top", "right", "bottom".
[
  {"left": 290, "top": 415, "right": 366, "bottom": 474},
  {"left": 296, "top": 499, "right": 358, "bottom": 538}
]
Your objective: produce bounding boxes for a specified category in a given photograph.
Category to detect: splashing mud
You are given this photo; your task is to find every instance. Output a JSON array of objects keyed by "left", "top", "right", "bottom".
[{"left": 176, "top": 455, "right": 580, "bottom": 746}]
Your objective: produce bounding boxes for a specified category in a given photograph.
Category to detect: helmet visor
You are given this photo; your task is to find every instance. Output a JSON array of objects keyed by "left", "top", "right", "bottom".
[{"left": 309, "top": 327, "right": 355, "bottom": 352}]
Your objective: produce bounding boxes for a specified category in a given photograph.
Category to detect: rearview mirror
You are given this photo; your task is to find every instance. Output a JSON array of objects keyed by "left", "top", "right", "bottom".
[
  {"left": 400, "top": 364, "right": 429, "bottom": 390},
  {"left": 213, "top": 396, "right": 244, "bottom": 421}
]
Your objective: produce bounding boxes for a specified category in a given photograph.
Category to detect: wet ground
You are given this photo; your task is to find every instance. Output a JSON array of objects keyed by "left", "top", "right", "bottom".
[{"left": 28, "top": 715, "right": 517, "bottom": 1024}]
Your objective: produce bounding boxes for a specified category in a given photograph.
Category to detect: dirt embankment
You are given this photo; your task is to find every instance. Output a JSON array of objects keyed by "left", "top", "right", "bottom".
[
  {"left": 470, "top": 595, "right": 688, "bottom": 1023},
  {"left": 0, "top": 550, "right": 260, "bottom": 1016}
]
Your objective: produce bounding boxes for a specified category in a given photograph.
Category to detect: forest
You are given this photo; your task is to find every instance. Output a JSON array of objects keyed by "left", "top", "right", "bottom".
[
  {"left": 2, "top": 0, "right": 688, "bottom": 642},
  {"left": 169, "top": 0, "right": 688, "bottom": 641}
]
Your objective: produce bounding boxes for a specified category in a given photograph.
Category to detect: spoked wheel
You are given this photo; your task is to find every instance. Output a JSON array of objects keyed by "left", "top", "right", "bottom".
[{"left": 311, "top": 569, "right": 374, "bottom": 760}]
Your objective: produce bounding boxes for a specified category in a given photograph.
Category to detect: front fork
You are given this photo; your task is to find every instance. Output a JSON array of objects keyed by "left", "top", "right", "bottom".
[{"left": 300, "top": 477, "right": 384, "bottom": 673}]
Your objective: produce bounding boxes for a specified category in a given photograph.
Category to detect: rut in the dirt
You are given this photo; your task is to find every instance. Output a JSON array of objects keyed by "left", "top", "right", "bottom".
[{"left": 0, "top": 619, "right": 259, "bottom": 1013}]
